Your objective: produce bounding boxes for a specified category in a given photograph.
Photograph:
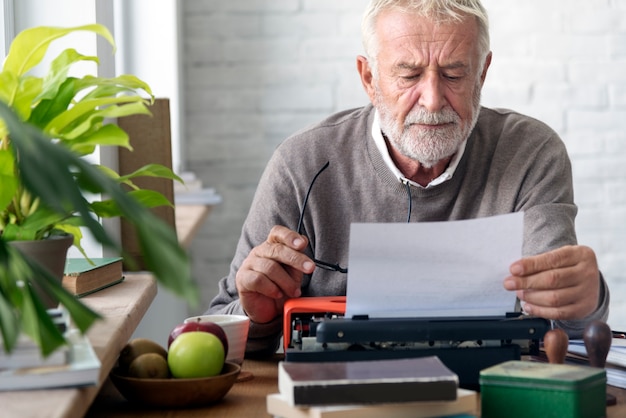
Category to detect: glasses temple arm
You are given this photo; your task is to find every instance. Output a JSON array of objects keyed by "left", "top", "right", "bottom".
[{"left": 297, "top": 161, "right": 330, "bottom": 234}]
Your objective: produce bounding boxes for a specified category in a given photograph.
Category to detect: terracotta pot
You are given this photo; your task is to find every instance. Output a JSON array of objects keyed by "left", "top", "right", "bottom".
[{"left": 9, "top": 234, "right": 73, "bottom": 308}]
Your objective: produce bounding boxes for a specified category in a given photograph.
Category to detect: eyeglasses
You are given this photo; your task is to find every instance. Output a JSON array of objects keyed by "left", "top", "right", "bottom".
[
  {"left": 296, "top": 161, "right": 414, "bottom": 275},
  {"left": 296, "top": 161, "right": 348, "bottom": 274}
]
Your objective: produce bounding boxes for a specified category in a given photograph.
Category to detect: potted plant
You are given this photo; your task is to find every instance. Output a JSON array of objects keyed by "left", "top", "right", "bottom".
[{"left": 0, "top": 24, "right": 199, "bottom": 356}]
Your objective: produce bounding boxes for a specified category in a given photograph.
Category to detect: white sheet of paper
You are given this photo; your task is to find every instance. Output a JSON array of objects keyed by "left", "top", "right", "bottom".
[{"left": 345, "top": 213, "right": 523, "bottom": 318}]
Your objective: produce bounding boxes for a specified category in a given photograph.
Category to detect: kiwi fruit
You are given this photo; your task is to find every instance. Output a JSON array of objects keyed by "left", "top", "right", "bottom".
[
  {"left": 128, "top": 353, "right": 170, "bottom": 379},
  {"left": 118, "top": 338, "right": 168, "bottom": 373}
]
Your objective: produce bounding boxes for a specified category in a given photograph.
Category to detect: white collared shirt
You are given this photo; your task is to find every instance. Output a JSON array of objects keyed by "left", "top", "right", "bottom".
[{"left": 371, "top": 110, "right": 467, "bottom": 189}]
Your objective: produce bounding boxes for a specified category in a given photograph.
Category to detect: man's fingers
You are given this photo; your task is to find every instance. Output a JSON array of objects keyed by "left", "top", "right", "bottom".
[
  {"left": 263, "top": 225, "right": 315, "bottom": 272},
  {"left": 255, "top": 241, "right": 315, "bottom": 275},
  {"left": 237, "top": 261, "right": 285, "bottom": 298},
  {"left": 504, "top": 245, "right": 600, "bottom": 321},
  {"left": 234, "top": 225, "right": 320, "bottom": 324},
  {"left": 504, "top": 266, "right": 572, "bottom": 292},
  {"left": 505, "top": 246, "right": 597, "bottom": 292},
  {"left": 516, "top": 285, "right": 580, "bottom": 311},
  {"left": 520, "top": 289, "right": 594, "bottom": 320},
  {"left": 267, "top": 225, "right": 308, "bottom": 250},
  {"left": 241, "top": 247, "right": 305, "bottom": 297},
  {"left": 510, "top": 245, "right": 578, "bottom": 276}
]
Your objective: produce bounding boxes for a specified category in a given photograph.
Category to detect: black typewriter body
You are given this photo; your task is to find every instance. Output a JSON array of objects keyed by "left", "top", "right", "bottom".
[{"left": 284, "top": 312, "right": 551, "bottom": 389}]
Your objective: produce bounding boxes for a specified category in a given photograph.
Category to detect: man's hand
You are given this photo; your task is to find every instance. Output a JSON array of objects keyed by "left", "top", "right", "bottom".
[
  {"left": 235, "top": 225, "right": 315, "bottom": 324},
  {"left": 504, "top": 245, "right": 600, "bottom": 320}
]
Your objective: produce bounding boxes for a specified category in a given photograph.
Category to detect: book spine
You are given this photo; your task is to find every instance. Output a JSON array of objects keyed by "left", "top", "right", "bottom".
[{"left": 292, "top": 380, "right": 457, "bottom": 406}]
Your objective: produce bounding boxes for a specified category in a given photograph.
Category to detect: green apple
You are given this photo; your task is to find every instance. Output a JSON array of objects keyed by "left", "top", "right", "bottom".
[{"left": 167, "top": 331, "right": 225, "bottom": 378}]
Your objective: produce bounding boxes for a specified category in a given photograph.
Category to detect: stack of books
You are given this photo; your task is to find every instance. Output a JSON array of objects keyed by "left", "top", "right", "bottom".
[
  {"left": 0, "top": 308, "right": 101, "bottom": 391},
  {"left": 567, "top": 337, "right": 626, "bottom": 389},
  {"left": 266, "top": 356, "right": 478, "bottom": 418}
]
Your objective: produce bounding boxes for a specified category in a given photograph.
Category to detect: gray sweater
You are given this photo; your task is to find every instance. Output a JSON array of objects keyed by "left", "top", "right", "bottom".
[{"left": 208, "top": 104, "right": 610, "bottom": 354}]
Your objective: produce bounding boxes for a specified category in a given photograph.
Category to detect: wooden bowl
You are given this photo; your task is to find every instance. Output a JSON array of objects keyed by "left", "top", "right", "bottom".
[{"left": 110, "top": 362, "right": 241, "bottom": 408}]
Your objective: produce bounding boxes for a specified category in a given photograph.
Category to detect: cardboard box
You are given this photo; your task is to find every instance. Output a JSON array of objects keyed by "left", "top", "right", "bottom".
[{"left": 480, "top": 360, "right": 606, "bottom": 418}]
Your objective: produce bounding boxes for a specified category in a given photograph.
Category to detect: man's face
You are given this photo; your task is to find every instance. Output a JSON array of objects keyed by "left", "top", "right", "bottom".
[{"left": 362, "top": 11, "right": 490, "bottom": 168}]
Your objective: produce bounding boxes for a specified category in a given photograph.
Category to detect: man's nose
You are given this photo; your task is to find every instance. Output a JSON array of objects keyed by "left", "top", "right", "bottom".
[{"left": 417, "top": 72, "right": 446, "bottom": 113}]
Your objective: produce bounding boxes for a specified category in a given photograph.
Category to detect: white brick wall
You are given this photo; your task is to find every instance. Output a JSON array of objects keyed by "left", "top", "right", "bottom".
[{"left": 181, "top": 0, "right": 626, "bottom": 329}]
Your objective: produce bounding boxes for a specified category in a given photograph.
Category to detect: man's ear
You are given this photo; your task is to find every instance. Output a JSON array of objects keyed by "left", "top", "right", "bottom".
[
  {"left": 479, "top": 51, "right": 492, "bottom": 86},
  {"left": 357, "top": 55, "right": 377, "bottom": 103}
]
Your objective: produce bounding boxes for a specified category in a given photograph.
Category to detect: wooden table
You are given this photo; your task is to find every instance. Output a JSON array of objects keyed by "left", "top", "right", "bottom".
[
  {"left": 86, "top": 354, "right": 626, "bottom": 417},
  {"left": 1, "top": 274, "right": 157, "bottom": 418}
]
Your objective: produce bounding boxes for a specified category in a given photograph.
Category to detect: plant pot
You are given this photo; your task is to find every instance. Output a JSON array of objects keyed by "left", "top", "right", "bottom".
[{"left": 9, "top": 234, "right": 73, "bottom": 308}]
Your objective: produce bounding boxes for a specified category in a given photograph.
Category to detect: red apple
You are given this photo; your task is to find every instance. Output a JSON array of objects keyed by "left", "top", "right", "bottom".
[{"left": 167, "top": 321, "right": 229, "bottom": 357}]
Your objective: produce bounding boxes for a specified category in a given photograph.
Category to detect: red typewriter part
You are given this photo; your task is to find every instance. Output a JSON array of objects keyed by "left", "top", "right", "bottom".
[{"left": 282, "top": 296, "right": 346, "bottom": 352}]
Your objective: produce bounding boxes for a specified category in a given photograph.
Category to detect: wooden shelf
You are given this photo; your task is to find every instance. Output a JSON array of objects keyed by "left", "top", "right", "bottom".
[
  {"left": 1, "top": 274, "right": 157, "bottom": 418},
  {"left": 175, "top": 204, "right": 212, "bottom": 248}
]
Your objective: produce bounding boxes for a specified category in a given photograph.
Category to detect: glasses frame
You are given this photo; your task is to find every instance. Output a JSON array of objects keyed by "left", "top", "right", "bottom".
[{"left": 296, "top": 161, "right": 348, "bottom": 274}]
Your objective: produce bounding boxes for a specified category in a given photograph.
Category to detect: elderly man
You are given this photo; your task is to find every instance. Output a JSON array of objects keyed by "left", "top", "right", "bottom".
[{"left": 208, "top": 0, "right": 609, "bottom": 354}]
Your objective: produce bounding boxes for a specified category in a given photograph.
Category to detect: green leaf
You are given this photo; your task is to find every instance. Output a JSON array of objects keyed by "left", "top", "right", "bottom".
[
  {"left": 46, "top": 96, "right": 149, "bottom": 137},
  {"left": 0, "top": 244, "right": 84, "bottom": 356},
  {"left": 29, "top": 77, "right": 77, "bottom": 129},
  {"left": 77, "top": 74, "right": 153, "bottom": 99},
  {"left": 0, "top": 291, "right": 20, "bottom": 353},
  {"left": 11, "top": 76, "right": 43, "bottom": 121},
  {"left": 14, "top": 245, "right": 101, "bottom": 354},
  {"left": 0, "top": 72, "right": 19, "bottom": 107},
  {"left": 54, "top": 224, "right": 88, "bottom": 260},
  {"left": 9, "top": 205, "right": 67, "bottom": 240},
  {"left": 135, "top": 217, "right": 199, "bottom": 308},
  {"left": 59, "top": 100, "right": 150, "bottom": 146},
  {"left": 39, "top": 49, "right": 99, "bottom": 102},
  {"left": 19, "top": 286, "right": 67, "bottom": 357},
  {"left": 119, "top": 163, "right": 184, "bottom": 184},
  {"left": 0, "top": 150, "right": 17, "bottom": 212},
  {"left": 1, "top": 25, "right": 115, "bottom": 120},
  {"left": 2, "top": 223, "right": 37, "bottom": 241},
  {"left": 91, "top": 189, "right": 172, "bottom": 218},
  {"left": 64, "top": 123, "right": 130, "bottom": 156},
  {"left": 0, "top": 244, "right": 21, "bottom": 352},
  {"left": 2, "top": 24, "right": 115, "bottom": 77}
]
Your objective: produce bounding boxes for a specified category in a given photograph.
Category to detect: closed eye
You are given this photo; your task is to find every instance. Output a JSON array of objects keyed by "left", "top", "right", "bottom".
[{"left": 401, "top": 72, "right": 421, "bottom": 80}]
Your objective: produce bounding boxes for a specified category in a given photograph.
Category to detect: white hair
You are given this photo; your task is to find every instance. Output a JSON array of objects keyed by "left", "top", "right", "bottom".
[{"left": 362, "top": 0, "right": 490, "bottom": 77}]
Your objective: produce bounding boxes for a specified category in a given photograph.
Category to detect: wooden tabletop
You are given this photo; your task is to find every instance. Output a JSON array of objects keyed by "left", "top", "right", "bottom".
[
  {"left": 1, "top": 274, "right": 157, "bottom": 418},
  {"left": 86, "top": 354, "right": 626, "bottom": 418}
]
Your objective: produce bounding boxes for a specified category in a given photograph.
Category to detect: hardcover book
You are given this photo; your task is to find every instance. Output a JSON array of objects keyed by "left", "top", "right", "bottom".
[
  {"left": 267, "top": 388, "right": 477, "bottom": 418},
  {"left": 0, "top": 343, "right": 69, "bottom": 370},
  {"left": 0, "top": 329, "right": 100, "bottom": 391},
  {"left": 278, "top": 356, "right": 458, "bottom": 406},
  {"left": 63, "top": 257, "right": 124, "bottom": 297}
]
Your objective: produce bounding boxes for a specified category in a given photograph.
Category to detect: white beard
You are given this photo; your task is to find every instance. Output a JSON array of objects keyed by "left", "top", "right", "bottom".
[{"left": 375, "top": 83, "right": 482, "bottom": 168}]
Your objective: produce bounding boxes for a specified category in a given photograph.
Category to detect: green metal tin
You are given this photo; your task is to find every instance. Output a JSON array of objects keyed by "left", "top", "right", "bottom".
[{"left": 480, "top": 361, "right": 606, "bottom": 418}]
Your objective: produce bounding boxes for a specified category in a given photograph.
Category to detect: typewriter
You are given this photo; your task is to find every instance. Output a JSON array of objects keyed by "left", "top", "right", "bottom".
[{"left": 282, "top": 296, "right": 551, "bottom": 389}]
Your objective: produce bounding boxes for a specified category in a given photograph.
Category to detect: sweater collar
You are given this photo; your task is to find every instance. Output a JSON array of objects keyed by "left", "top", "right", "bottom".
[{"left": 371, "top": 109, "right": 467, "bottom": 189}]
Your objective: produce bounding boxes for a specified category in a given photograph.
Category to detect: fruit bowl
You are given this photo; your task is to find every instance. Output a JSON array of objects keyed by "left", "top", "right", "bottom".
[{"left": 109, "top": 362, "right": 241, "bottom": 407}]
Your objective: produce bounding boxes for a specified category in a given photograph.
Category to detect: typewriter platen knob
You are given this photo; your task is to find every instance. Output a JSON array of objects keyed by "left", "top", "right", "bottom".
[
  {"left": 583, "top": 320, "right": 616, "bottom": 406},
  {"left": 543, "top": 328, "right": 568, "bottom": 364},
  {"left": 583, "top": 320, "right": 612, "bottom": 368}
]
